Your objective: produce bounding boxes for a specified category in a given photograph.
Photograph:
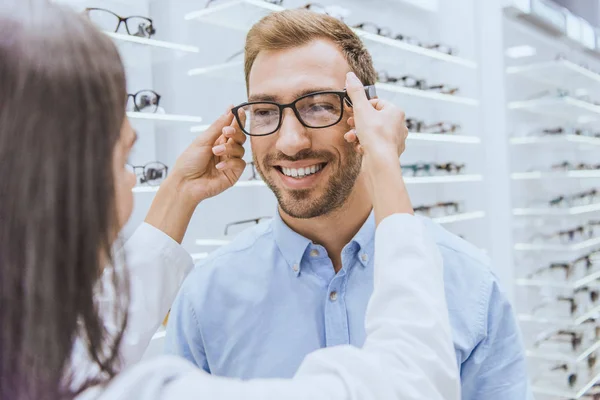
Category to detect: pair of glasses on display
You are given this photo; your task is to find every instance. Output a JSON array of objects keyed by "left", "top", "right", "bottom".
[
  {"left": 527, "top": 250, "right": 600, "bottom": 281},
  {"left": 351, "top": 22, "right": 456, "bottom": 55},
  {"left": 540, "top": 127, "right": 600, "bottom": 138},
  {"left": 377, "top": 71, "right": 459, "bottom": 95},
  {"left": 84, "top": 8, "right": 156, "bottom": 38},
  {"left": 549, "top": 189, "right": 599, "bottom": 208},
  {"left": 552, "top": 161, "right": 600, "bottom": 172},
  {"left": 406, "top": 118, "right": 461, "bottom": 134},
  {"left": 401, "top": 162, "right": 466, "bottom": 176},
  {"left": 224, "top": 217, "right": 273, "bottom": 235},
  {"left": 531, "top": 221, "right": 600, "bottom": 244},
  {"left": 531, "top": 291, "right": 599, "bottom": 318},
  {"left": 127, "top": 90, "right": 161, "bottom": 113},
  {"left": 128, "top": 161, "right": 168, "bottom": 186},
  {"left": 414, "top": 202, "right": 461, "bottom": 217},
  {"left": 556, "top": 54, "right": 600, "bottom": 76},
  {"left": 231, "top": 86, "right": 377, "bottom": 136}
]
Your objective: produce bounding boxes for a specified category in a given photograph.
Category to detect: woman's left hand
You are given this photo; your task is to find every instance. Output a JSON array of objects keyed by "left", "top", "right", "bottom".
[{"left": 170, "top": 106, "right": 246, "bottom": 204}]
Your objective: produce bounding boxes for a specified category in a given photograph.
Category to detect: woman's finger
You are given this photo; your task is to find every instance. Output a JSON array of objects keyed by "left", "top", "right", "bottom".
[
  {"left": 224, "top": 122, "right": 247, "bottom": 146},
  {"left": 347, "top": 116, "right": 355, "bottom": 127},
  {"left": 216, "top": 157, "right": 246, "bottom": 173},
  {"left": 344, "top": 129, "right": 358, "bottom": 143},
  {"left": 212, "top": 138, "right": 245, "bottom": 158}
]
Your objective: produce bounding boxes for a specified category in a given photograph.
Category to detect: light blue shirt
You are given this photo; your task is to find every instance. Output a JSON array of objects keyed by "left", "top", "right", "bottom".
[{"left": 165, "top": 212, "right": 531, "bottom": 399}]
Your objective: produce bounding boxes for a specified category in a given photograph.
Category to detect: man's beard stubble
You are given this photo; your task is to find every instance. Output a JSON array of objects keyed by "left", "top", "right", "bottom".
[{"left": 253, "top": 142, "right": 363, "bottom": 219}]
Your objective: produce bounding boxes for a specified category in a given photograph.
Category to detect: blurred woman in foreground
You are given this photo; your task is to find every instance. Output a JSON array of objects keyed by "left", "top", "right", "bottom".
[{"left": 0, "top": 3, "right": 459, "bottom": 400}]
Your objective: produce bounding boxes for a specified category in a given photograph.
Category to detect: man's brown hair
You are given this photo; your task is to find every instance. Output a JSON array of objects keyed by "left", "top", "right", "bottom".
[{"left": 244, "top": 9, "right": 377, "bottom": 91}]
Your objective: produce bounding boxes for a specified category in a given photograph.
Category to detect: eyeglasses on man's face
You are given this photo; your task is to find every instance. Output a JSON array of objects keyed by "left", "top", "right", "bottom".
[
  {"left": 127, "top": 161, "right": 168, "bottom": 186},
  {"left": 126, "top": 90, "right": 161, "bottom": 113},
  {"left": 232, "top": 86, "right": 376, "bottom": 137},
  {"left": 84, "top": 8, "right": 156, "bottom": 38}
]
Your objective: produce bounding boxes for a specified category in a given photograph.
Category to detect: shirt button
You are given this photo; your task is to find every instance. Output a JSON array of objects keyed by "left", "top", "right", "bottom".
[
  {"left": 361, "top": 254, "right": 368, "bottom": 262},
  {"left": 293, "top": 263, "right": 299, "bottom": 272},
  {"left": 310, "top": 249, "right": 319, "bottom": 257},
  {"left": 329, "top": 291, "right": 338, "bottom": 302}
]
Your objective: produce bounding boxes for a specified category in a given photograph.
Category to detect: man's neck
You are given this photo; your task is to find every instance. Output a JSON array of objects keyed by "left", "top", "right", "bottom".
[{"left": 279, "top": 176, "right": 372, "bottom": 272}]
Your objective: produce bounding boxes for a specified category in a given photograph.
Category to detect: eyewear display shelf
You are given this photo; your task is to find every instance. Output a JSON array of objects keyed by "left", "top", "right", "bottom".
[
  {"left": 184, "top": 0, "right": 477, "bottom": 69},
  {"left": 505, "top": 6, "right": 600, "bottom": 400}
]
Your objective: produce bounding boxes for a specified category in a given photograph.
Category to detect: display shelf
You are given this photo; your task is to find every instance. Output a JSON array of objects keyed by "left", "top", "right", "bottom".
[
  {"left": 507, "top": 59, "right": 600, "bottom": 93},
  {"left": 352, "top": 30, "right": 477, "bottom": 69},
  {"left": 516, "top": 269, "right": 600, "bottom": 290},
  {"left": 531, "top": 370, "right": 600, "bottom": 399},
  {"left": 185, "top": 0, "right": 476, "bottom": 68},
  {"left": 195, "top": 239, "right": 231, "bottom": 247},
  {"left": 511, "top": 171, "right": 600, "bottom": 180},
  {"left": 403, "top": 174, "right": 483, "bottom": 184},
  {"left": 188, "top": 61, "right": 244, "bottom": 78},
  {"left": 514, "top": 236, "right": 600, "bottom": 252},
  {"left": 104, "top": 32, "right": 200, "bottom": 53},
  {"left": 191, "top": 252, "right": 209, "bottom": 261},
  {"left": 519, "top": 304, "right": 600, "bottom": 326},
  {"left": 132, "top": 186, "right": 160, "bottom": 193},
  {"left": 508, "top": 96, "right": 600, "bottom": 123},
  {"left": 513, "top": 203, "right": 600, "bottom": 216},
  {"left": 127, "top": 112, "right": 204, "bottom": 124},
  {"left": 527, "top": 339, "right": 600, "bottom": 365},
  {"left": 235, "top": 180, "right": 267, "bottom": 188},
  {"left": 375, "top": 83, "right": 479, "bottom": 106},
  {"left": 510, "top": 134, "right": 600, "bottom": 146},
  {"left": 432, "top": 211, "right": 486, "bottom": 224}
]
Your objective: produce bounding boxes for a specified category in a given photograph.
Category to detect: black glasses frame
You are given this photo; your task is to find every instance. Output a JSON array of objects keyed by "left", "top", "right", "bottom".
[
  {"left": 232, "top": 85, "right": 376, "bottom": 137},
  {"left": 84, "top": 8, "right": 156, "bottom": 38},
  {"left": 127, "top": 90, "right": 161, "bottom": 113},
  {"left": 128, "top": 161, "right": 168, "bottom": 186}
]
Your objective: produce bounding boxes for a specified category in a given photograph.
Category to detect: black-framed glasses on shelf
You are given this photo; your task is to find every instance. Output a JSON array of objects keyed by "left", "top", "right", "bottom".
[
  {"left": 527, "top": 250, "right": 599, "bottom": 280},
  {"left": 550, "top": 363, "right": 577, "bottom": 388},
  {"left": 531, "top": 295, "right": 579, "bottom": 316},
  {"left": 232, "top": 86, "right": 376, "bottom": 136},
  {"left": 224, "top": 217, "right": 273, "bottom": 235},
  {"left": 406, "top": 118, "right": 461, "bottom": 134},
  {"left": 84, "top": 8, "right": 156, "bottom": 38},
  {"left": 549, "top": 189, "right": 599, "bottom": 207},
  {"left": 377, "top": 71, "right": 460, "bottom": 95},
  {"left": 534, "top": 329, "right": 584, "bottom": 352},
  {"left": 300, "top": 3, "right": 346, "bottom": 20},
  {"left": 352, "top": 22, "right": 393, "bottom": 38},
  {"left": 531, "top": 221, "right": 598, "bottom": 244},
  {"left": 126, "top": 90, "right": 161, "bottom": 113},
  {"left": 401, "top": 162, "right": 465, "bottom": 176},
  {"left": 552, "top": 161, "right": 600, "bottom": 172},
  {"left": 127, "top": 161, "right": 168, "bottom": 186},
  {"left": 414, "top": 201, "right": 461, "bottom": 217}
]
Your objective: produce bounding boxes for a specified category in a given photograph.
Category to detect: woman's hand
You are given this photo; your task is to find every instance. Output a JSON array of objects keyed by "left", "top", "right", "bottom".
[
  {"left": 170, "top": 107, "right": 246, "bottom": 204},
  {"left": 343, "top": 72, "right": 413, "bottom": 224},
  {"left": 144, "top": 108, "right": 246, "bottom": 243}
]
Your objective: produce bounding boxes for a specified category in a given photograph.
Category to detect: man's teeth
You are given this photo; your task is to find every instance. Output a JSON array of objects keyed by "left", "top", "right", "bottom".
[{"left": 282, "top": 164, "right": 323, "bottom": 178}]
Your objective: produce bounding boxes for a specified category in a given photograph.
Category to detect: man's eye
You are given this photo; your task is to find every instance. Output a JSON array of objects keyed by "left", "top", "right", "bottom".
[
  {"left": 254, "top": 109, "right": 277, "bottom": 117},
  {"left": 309, "top": 103, "right": 335, "bottom": 112}
]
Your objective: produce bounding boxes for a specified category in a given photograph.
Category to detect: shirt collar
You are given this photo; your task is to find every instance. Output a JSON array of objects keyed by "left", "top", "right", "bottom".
[{"left": 272, "top": 209, "right": 376, "bottom": 275}]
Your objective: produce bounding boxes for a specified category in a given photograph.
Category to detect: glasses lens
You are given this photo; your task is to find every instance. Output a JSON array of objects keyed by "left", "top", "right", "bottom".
[
  {"left": 125, "top": 17, "right": 154, "bottom": 38},
  {"left": 239, "top": 103, "right": 280, "bottom": 136},
  {"left": 133, "top": 90, "right": 159, "bottom": 113},
  {"left": 86, "top": 9, "right": 121, "bottom": 32},
  {"left": 142, "top": 162, "right": 167, "bottom": 185},
  {"left": 296, "top": 93, "right": 343, "bottom": 128}
]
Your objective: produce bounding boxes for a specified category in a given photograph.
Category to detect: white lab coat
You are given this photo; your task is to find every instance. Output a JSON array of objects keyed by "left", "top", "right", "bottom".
[{"left": 75, "top": 214, "right": 460, "bottom": 400}]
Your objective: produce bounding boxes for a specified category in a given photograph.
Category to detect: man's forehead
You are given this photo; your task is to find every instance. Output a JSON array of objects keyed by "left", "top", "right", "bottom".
[{"left": 248, "top": 39, "right": 350, "bottom": 102}]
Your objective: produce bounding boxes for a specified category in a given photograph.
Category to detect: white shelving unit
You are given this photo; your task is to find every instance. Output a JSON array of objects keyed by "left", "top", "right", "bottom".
[
  {"left": 132, "top": 186, "right": 160, "bottom": 193},
  {"left": 104, "top": 31, "right": 200, "bottom": 53},
  {"left": 511, "top": 171, "right": 600, "bottom": 180},
  {"left": 432, "top": 211, "right": 486, "bottom": 224},
  {"left": 508, "top": 96, "right": 600, "bottom": 123},
  {"left": 510, "top": 135, "right": 600, "bottom": 146},
  {"left": 517, "top": 268, "right": 600, "bottom": 290},
  {"left": 530, "top": 372, "right": 600, "bottom": 400},
  {"left": 127, "top": 112, "right": 204, "bottom": 124},
  {"left": 513, "top": 203, "right": 600, "bottom": 216},
  {"left": 376, "top": 83, "right": 480, "bottom": 106},
  {"left": 507, "top": 58, "right": 600, "bottom": 93},
  {"left": 514, "top": 236, "right": 600, "bottom": 252},
  {"left": 519, "top": 304, "right": 600, "bottom": 326},
  {"left": 527, "top": 339, "right": 600, "bottom": 366}
]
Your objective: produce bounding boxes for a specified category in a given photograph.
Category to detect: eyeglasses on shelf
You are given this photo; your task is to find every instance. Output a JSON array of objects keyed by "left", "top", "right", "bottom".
[
  {"left": 127, "top": 161, "right": 168, "bottom": 186},
  {"left": 548, "top": 189, "right": 599, "bottom": 208},
  {"left": 526, "top": 250, "right": 599, "bottom": 281},
  {"left": 530, "top": 221, "right": 600, "bottom": 245},
  {"left": 552, "top": 161, "right": 600, "bottom": 172},
  {"left": 231, "top": 86, "right": 376, "bottom": 136},
  {"left": 84, "top": 8, "right": 156, "bottom": 38},
  {"left": 414, "top": 201, "right": 461, "bottom": 218},
  {"left": 539, "top": 127, "right": 600, "bottom": 138},
  {"left": 126, "top": 90, "right": 161, "bottom": 113},
  {"left": 224, "top": 217, "right": 273, "bottom": 235},
  {"left": 377, "top": 70, "right": 459, "bottom": 95},
  {"left": 401, "top": 162, "right": 466, "bottom": 176},
  {"left": 406, "top": 118, "right": 461, "bottom": 134}
]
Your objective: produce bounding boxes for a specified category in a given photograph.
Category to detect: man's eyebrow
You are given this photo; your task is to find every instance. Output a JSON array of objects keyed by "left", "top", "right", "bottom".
[{"left": 248, "top": 87, "right": 341, "bottom": 103}]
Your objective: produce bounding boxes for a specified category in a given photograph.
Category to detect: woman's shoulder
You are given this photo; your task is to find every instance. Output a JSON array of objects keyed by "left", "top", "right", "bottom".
[{"left": 76, "top": 356, "right": 199, "bottom": 400}]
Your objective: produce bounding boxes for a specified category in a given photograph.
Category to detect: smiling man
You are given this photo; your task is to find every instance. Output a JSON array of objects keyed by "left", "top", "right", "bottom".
[{"left": 165, "top": 9, "right": 531, "bottom": 399}]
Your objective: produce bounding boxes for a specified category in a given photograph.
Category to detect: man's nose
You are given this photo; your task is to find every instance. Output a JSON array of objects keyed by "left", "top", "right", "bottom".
[{"left": 275, "top": 108, "right": 311, "bottom": 157}]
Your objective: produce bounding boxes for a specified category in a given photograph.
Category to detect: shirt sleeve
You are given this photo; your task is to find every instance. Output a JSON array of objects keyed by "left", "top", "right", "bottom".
[
  {"left": 86, "top": 213, "right": 460, "bottom": 400},
  {"left": 460, "top": 277, "right": 533, "bottom": 400}
]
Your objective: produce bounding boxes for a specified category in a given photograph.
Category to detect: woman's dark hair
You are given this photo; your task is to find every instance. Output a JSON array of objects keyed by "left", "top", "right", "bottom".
[{"left": 0, "top": 3, "right": 130, "bottom": 399}]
